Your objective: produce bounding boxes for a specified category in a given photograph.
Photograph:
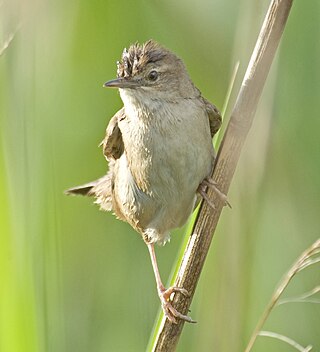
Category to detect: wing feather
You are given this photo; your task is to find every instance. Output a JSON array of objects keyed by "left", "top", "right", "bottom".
[
  {"left": 100, "top": 108, "right": 125, "bottom": 160},
  {"left": 202, "top": 97, "right": 222, "bottom": 138}
]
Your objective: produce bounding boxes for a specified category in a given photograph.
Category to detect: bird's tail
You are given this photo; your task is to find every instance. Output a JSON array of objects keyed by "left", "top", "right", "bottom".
[
  {"left": 64, "top": 180, "right": 98, "bottom": 196},
  {"left": 65, "top": 174, "right": 113, "bottom": 211}
]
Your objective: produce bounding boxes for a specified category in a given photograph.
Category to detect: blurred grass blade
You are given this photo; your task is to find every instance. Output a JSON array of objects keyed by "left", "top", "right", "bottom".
[
  {"left": 258, "top": 331, "right": 313, "bottom": 352},
  {"left": 0, "top": 152, "right": 39, "bottom": 352},
  {"left": 245, "top": 238, "right": 320, "bottom": 352},
  {"left": 214, "top": 61, "right": 239, "bottom": 146},
  {"left": 0, "top": 25, "right": 20, "bottom": 57},
  {"left": 277, "top": 286, "right": 320, "bottom": 306}
]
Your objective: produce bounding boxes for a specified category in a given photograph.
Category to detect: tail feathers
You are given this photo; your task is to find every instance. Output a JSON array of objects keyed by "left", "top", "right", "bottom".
[
  {"left": 65, "top": 174, "right": 113, "bottom": 212},
  {"left": 64, "top": 180, "right": 99, "bottom": 196}
]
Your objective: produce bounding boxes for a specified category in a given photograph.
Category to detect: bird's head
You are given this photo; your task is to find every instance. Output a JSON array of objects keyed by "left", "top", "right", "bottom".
[{"left": 104, "top": 40, "right": 197, "bottom": 102}]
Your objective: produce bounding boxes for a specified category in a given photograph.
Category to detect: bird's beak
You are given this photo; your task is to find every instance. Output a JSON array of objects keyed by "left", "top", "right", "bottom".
[{"left": 103, "top": 78, "right": 141, "bottom": 89}]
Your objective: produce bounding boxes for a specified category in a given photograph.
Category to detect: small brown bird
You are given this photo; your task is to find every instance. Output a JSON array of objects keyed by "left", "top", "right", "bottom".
[{"left": 66, "top": 40, "right": 223, "bottom": 323}]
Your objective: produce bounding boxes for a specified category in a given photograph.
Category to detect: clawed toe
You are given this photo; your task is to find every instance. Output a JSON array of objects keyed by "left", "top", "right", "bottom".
[
  {"left": 197, "top": 186, "right": 216, "bottom": 209},
  {"left": 147, "top": 244, "right": 196, "bottom": 325},
  {"left": 159, "top": 286, "right": 195, "bottom": 324},
  {"left": 162, "top": 286, "right": 190, "bottom": 301},
  {"left": 198, "top": 178, "right": 231, "bottom": 208},
  {"left": 162, "top": 301, "right": 196, "bottom": 324}
]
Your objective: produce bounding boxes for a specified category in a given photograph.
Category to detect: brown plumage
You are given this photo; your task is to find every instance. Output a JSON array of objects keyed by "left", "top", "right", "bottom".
[
  {"left": 117, "top": 40, "right": 169, "bottom": 78},
  {"left": 65, "top": 40, "right": 222, "bottom": 324}
]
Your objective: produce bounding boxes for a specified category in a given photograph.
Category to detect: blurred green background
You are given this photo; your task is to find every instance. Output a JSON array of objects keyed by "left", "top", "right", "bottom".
[{"left": 1, "top": 0, "right": 319, "bottom": 351}]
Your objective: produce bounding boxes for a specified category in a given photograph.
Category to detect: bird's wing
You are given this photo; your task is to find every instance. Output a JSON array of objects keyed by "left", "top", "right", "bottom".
[
  {"left": 65, "top": 109, "right": 126, "bottom": 208},
  {"left": 100, "top": 107, "right": 125, "bottom": 160},
  {"left": 202, "top": 97, "right": 222, "bottom": 138}
]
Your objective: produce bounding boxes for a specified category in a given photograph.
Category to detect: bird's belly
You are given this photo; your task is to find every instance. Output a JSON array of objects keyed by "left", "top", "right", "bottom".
[
  {"left": 116, "top": 103, "right": 214, "bottom": 243},
  {"left": 114, "top": 131, "right": 213, "bottom": 242},
  {"left": 147, "top": 134, "right": 213, "bottom": 231}
]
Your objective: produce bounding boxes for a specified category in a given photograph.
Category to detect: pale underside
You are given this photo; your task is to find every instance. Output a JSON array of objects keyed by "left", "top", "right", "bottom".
[{"left": 93, "top": 88, "right": 220, "bottom": 245}]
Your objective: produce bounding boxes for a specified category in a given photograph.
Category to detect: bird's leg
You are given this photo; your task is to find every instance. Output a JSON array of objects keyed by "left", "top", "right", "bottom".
[
  {"left": 146, "top": 242, "right": 196, "bottom": 324},
  {"left": 198, "top": 177, "right": 231, "bottom": 209}
]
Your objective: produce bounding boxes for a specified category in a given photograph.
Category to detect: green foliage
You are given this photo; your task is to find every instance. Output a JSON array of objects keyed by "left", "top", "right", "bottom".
[{"left": 0, "top": 0, "right": 319, "bottom": 351}]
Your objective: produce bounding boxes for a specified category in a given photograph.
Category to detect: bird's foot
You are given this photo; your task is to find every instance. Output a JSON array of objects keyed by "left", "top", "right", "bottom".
[
  {"left": 198, "top": 178, "right": 231, "bottom": 209},
  {"left": 158, "top": 286, "right": 196, "bottom": 324}
]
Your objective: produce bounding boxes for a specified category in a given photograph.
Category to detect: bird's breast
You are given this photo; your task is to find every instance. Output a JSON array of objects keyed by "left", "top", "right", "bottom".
[
  {"left": 120, "top": 99, "right": 214, "bottom": 199},
  {"left": 114, "top": 97, "right": 214, "bottom": 236}
]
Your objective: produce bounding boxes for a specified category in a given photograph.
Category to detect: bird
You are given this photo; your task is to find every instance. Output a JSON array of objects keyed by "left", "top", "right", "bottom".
[{"left": 65, "top": 40, "right": 223, "bottom": 324}]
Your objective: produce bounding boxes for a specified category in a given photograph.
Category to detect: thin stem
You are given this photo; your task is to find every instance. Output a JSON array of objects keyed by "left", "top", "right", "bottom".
[
  {"left": 277, "top": 286, "right": 320, "bottom": 306},
  {"left": 245, "top": 239, "right": 320, "bottom": 352},
  {"left": 215, "top": 61, "right": 240, "bottom": 146},
  {"left": 258, "top": 331, "right": 313, "bottom": 352}
]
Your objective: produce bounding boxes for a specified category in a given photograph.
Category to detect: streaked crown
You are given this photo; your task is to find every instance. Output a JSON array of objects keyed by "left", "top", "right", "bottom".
[{"left": 116, "top": 40, "right": 169, "bottom": 78}]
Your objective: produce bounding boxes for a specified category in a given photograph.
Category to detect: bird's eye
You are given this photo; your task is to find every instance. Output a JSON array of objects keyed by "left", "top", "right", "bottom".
[{"left": 148, "top": 70, "right": 158, "bottom": 81}]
